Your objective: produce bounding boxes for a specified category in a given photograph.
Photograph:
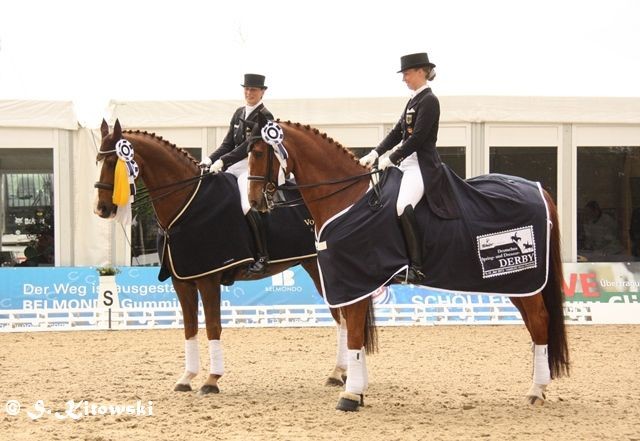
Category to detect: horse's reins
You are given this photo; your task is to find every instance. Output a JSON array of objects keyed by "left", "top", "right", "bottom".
[
  {"left": 95, "top": 146, "right": 214, "bottom": 206},
  {"left": 265, "top": 171, "right": 381, "bottom": 209},
  {"left": 246, "top": 133, "right": 382, "bottom": 209},
  {"left": 96, "top": 136, "right": 381, "bottom": 211}
]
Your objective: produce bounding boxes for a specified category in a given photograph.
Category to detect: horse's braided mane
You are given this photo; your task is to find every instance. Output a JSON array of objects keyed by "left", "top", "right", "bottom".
[
  {"left": 124, "top": 129, "right": 199, "bottom": 166},
  {"left": 278, "top": 120, "right": 360, "bottom": 164}
]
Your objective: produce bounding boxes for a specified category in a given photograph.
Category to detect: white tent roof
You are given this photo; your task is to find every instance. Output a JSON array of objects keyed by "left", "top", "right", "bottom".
[
  {"left": 0, "top": 100, "right": 78, "bottom": 130},
  {"left": 108, "top": 96, "right": 640, "bottom": 128}
]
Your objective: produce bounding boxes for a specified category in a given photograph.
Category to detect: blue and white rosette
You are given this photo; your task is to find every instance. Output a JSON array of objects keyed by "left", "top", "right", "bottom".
[{"left": 260, "top": 121, "right": 288, "bottom": 186}]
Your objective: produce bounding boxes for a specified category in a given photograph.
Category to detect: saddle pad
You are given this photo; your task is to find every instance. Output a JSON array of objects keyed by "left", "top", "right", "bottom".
[
  {"left": 157, "top": 174, "right": 317, "bottom": 281},
  {"left": 158, "top": 173, "right": 254, "bottom": 281},
  {"left": 316, "top": 166, "right": 549, "bottom": 307}
]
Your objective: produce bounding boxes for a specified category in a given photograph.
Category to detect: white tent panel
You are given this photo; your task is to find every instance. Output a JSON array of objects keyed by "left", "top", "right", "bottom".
[{"left": 0, "top": 100, "right": 78, "bottom": 130}]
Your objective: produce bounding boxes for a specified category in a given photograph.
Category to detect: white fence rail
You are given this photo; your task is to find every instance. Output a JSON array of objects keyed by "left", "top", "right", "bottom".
[{"left": 1, "top": 301, "right": 633, "bottom": 332}]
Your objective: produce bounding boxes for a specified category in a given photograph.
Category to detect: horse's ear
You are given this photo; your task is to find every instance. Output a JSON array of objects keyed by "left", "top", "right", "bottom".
[
  {"left": 100, "top": 119, "right": 109, "bottom": 139},
  {"left": 257, "top": 111, "right": 268, "bottom": 128},
  {"left": 113, "top": 119, "right": 122, "bottom": 139},
  {"left": 242, "top": 118, "right": 258, "bottom": 131}
]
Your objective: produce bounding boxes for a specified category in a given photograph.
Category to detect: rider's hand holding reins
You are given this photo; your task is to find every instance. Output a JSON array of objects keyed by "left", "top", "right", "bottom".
[
  {"left": 199, "top": 157, "right": 212, "bottom": 168},
  {"left": 359, "top": 150, "right": 378, "bottom": 167},
  {"left": 209, "top": 159, "right": 224, "bottom": 174},
  {"left": 378, "top": 156, "right": 392, "bottom": 170}
]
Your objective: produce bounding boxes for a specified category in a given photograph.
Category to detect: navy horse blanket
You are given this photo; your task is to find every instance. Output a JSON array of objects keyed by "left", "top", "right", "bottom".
[
  {"left": 316, "top": 166, "right": 550, "bottom": 307},
  {"left": 157, "top": 172, "right": 316, "bottom": 281}
]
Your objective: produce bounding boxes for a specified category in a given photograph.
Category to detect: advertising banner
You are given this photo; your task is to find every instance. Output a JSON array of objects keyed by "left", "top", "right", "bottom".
[
  {"left": 0, "top": 266, "right": 324, "bottom": 311},
  {"left": 1, "top": 262, "right": 639, "bottom": 313}
]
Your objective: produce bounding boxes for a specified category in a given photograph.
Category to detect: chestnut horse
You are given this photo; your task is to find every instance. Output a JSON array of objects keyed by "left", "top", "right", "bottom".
[
  {"left": 247, "top": 119, "right": 570, "bottom": 411},
  {"left": 93, "top": 119, "right": 348, "bottom": 395}
]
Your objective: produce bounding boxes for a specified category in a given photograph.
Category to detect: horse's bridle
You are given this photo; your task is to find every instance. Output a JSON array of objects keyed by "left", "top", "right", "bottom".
[
  {"left": 246, "top": 135, "right": 279, "bottom": 209},
  {"left": 94, "top": 139, "right": 206, "bottom": 203},
  {"left": 94, "top": 147, "right": 118, "bottom": 192}
]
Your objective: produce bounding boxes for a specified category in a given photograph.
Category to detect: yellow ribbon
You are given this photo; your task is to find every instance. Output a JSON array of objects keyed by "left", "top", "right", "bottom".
[{"left": 112, "top": 159, "right": 131, "bottom": 206}]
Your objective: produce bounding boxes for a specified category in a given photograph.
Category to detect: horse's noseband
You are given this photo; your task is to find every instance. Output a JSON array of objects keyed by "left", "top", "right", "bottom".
[{"left": 94, "top": 181, "right": 114, "bottom": 191}]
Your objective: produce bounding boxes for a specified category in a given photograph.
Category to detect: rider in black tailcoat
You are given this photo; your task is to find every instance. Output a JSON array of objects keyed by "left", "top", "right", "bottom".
[
  {"left": 360, "top": 53, "right": 458, "bottom": 283},
  {"left": 201, "top": 73, "right": 274, "bottom": 274}
]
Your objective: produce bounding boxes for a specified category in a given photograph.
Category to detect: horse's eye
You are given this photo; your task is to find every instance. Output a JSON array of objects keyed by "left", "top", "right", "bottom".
[{"left": 252, "top": 150, "right": 264, "bottom": 159}]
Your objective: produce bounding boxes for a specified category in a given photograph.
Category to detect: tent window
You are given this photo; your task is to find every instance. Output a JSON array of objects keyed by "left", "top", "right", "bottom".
[
  {"left": 577, "top": 146, "right": 640, "bottom": 262},
  {"left": 489, "top": 146, "right": 558, "bottom": 201},
  {"left": 0, "top": 148, "right": 54, "bottom": 266}
]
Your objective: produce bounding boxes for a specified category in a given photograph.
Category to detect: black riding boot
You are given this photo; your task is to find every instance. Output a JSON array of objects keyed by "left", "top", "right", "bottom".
[
  {"left": 398, "top": 205, "right": 425, "bottom": 284},
  {"left": 246, "top": 209, "right": 269, "bottom": 274}
]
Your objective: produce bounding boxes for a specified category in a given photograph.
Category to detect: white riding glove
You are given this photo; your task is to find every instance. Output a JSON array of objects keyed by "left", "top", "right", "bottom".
[
  {"left": 378, "top": 156, "right": 393, "bottom": 170},
  {"left": 359, "top": 150, "right": 379, "bottom": 167},
  {"left": 209, "top": 159, "right": 224, "bottom": 173},
  {"left": 199, "top": 157, "right": 212, "bottom": 168}
]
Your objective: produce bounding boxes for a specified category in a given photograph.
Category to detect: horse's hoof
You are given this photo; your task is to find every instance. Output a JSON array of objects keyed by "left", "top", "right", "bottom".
[
  {"left": 336, "top": 397, "right": 360, "bottom": 412},
  {"left": 525, "top": 384, "right": 547, "bottom": 405},
  {"left": 199, "top": 384, "right": 220, "bottom": 395},
  {"left": 526, "top": 394, "right": 546, "bottom": 406},
  {"left": 325, "top": 377, "right": 345, "bottom": 387},
  {"left": 174, "top": 383, "right": 192, "bottom": 392},
  {"left": 336, "top": 392, "right": 363, "bottom": 412}
]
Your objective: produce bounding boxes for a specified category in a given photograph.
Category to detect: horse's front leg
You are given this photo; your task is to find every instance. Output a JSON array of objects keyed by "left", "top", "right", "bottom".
[
  {"left": 336, "top": 299, "right": 370, "bottom": 411},
  {"left": 196, "top": 274, "right": 223, "bottom": 395},
  {"left": 512, "top": 294, "right": 550, "bottom": 405},
  {"left": 173, "top": 278, "right": 200, "bottom": 392}
]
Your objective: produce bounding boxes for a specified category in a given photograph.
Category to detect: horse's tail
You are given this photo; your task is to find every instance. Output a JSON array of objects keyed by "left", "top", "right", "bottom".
[
  {"left": 364, "top": 297, "right": 378, "bottom": 355},
  {"left": 542, "top": 190, "right": 570, "bottom": 378}
]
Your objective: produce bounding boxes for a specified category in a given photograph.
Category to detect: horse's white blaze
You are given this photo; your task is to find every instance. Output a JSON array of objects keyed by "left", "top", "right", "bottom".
[{"left": 92, "top": 190, "right": 101, "bottom": 216}]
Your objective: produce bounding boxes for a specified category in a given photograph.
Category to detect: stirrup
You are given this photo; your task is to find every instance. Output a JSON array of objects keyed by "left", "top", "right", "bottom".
[
  {"left": 392, "top": 267, "right": 425, "bottom": 285},
  {"left": 247, "top": 257, "right": 268, "bottom": 274},
  {"left": 406, "top": 266, "right": 425, "bottom": 284}
]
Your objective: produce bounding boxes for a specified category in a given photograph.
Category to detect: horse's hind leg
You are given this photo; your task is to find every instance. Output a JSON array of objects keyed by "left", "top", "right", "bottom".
[
  {"left": 173, "top": 278, "right": 200, "bottom": 392},
  {"left": 196, "top": 274, "right": 223, "bottom": 395},
  {"left": 336, "top": 299, "right": 371, "bottom": 411},
  {"left": 512, "top": 293, "right": 550, "bottom": 405},
  {"left": 326, "top": 308, "right": 348, "bottom": 387},
  {"left": 300, "top": 259, "right": 348, "bottom": 387}
]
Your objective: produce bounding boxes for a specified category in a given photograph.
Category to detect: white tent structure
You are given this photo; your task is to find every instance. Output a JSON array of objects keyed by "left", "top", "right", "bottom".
[
  {"left": 108, "top": 96, "right": 640, "bottom": 263},
  {"left": 2, "top": 96, "right": 640, "bottom": 266},
  {"left": 0, "top": 100, "right": 113, "bottom": 267}
]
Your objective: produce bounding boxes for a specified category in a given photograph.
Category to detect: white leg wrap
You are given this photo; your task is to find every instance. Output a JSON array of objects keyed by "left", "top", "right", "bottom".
[
  {"left": 345, "top": 348, "right": 367, "bottom": 395},
  {"left": 533, "top": 344, "right": 551, "bottom": 385},
  {"left": 185, "top": 337, "right": 200, "bottom": 374},
  {"left": 176, "top": 337, "right": 199, "bottom": 385},
  {"left": 362, "top": 350, "right": 369, "bottom": 391},
  {"left": 336, "top": 321, "right": 348, "bottom": 370},
  {"left": 208, "top": 339, "right": 224, "bottom": 376}
]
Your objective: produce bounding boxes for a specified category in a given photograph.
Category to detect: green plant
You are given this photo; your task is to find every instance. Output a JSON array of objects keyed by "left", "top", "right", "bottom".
[{"left": 96, "top": 265, "right": 121, "bottom": 276}]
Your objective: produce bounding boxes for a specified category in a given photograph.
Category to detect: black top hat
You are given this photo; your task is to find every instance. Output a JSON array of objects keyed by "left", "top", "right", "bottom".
[
  {"left": 241, "top": 73, "right": 268, "bottom": 89},
  {"left": 397, "top": 53, "right": 436, "bottom": 73}
]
